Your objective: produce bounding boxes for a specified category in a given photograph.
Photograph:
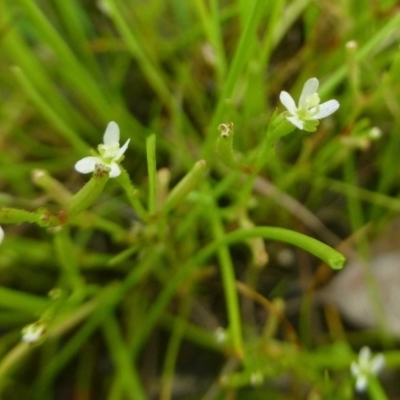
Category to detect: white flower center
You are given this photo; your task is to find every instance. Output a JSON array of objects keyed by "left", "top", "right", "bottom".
[
  {"left": 298, "top": 93, "right": 320, "bottom": 120},
  {"left": 98, "top": 142, "right": 120, "bottom": 161}
]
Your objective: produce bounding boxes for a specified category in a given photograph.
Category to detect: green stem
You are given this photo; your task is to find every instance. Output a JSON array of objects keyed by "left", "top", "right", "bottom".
[
  {"left": 33, "top": 252, "right": 157, "bottom": 394},
  {"left": 11, "top": 67, "right": 87, "bottom": 152},
  {"left": 68, "top": 165, "right": 110, "bottom": 217},
  {"left": 204, "top": 0, "right": 268, "bottom": 157},
  {"left": 208, "top": 198, "right": 244, "bottom": 358},
  {"left": 367, "top": 375, "right": 388, "bottom": 400},
  {"left": 0, "top": 287, "right": 49, "bottom": 314},
  {"left": 146, "top": 134, "right": 157, "bottom": 214},
  {"left": 160, "top": 295, "right": 192, "bottom": 400},
  {"left": 197, "top": 226, "right": 345, "bottom": 270},
  {"left": 102, "top": 316, "right": 146, "bottom": 400},
  {"left": 32, "top": 169, "right": 72, "bottom": 207},
  {"left": 116, "top": 168, "right": 148, "bottom": 221},
  {"left": 54, "top": 227, "right": 86, "bottom": 303},
  {"left": 162, "top": 160, "right": 207, "bottom": 213}
]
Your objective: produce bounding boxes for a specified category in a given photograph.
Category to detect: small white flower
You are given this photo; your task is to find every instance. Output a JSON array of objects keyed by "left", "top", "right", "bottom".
[
  {"left": 250, "top": 371, "right": 264, "bottom": 386},
  {"left": 351, "top": 346, "right": 385, "bottom": 392},
  {"left": 0, "top": 225, "right": 4, "bottom": 244},
  {"left": 279, "top": 77, "right": 340, "bottom": 132},
  {"left": 214, "top": 327, "right": 227, "bottom": 344},
  {"left": 75, "top": 121, "right": 130, "bottom": 178},
  {"left": 369, "top": 126, "right": 382, "bottom": 140},
  {"left": 21, "top": 322, "right": 47, "bottom": 345}
]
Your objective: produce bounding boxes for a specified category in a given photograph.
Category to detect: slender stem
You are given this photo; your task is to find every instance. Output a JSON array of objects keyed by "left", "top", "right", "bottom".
[
  {"left": 367, "top": 375, "right": 388, "bottom": 400},
  {"left": 195, "top": 226, "right": 345, "bottom": 270},
  {"left": 160, "top": 295, "right": 192, "bottom": 400},
  {"left": 146, "top": 134, "right": 157, "bottom": 214},
  {"left": 208, "top": 197, "right": 244, "bottom": 358},
  {"left": 117, "top": 168, "right": 148, "bottom": 221},
  {"left": 102, "top": 316, "right": 146, "bottom": 400}
]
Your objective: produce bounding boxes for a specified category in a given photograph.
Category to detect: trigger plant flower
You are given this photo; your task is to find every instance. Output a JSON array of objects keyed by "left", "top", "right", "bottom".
[
  {"left": 279, "top": 77, "right": 339, "bottom": 132},
  {"left": 351, "top": 346, "right": 385, "bottom": 392},
  {"left": 75, "top": 121, "right": 130, "bottom": 178}
]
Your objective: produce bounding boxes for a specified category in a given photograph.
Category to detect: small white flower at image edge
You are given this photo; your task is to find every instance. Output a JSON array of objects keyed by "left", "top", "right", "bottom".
[
  {"left": 350, "top": 346, "right": 385, "bottom": 392},
  {"left": 74, "top": 121, "right": 130, "bottom": 178},
  {"left": 0, "top": 225, "right": 4, "bottom": 244},
  {"left": 279, "top": 77, "right": 340, "bottom": 132}
]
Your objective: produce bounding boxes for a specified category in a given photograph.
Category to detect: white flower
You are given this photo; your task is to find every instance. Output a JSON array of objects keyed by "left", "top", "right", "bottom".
[
  {"left": 0, "top": 225, "right": 4, "bottom": 244},
  {"left": 279, "top": 77, "right": 340, "bottom": 132},
  {"left": 214, "top": 327, "right": 227, "bottom": 344},
  {"left": 75, "top": 121, "right": 130, "bottom": 178},
  {"left": 21, "top": 322, "right": 47, "bottom": 345},
  {"left": 351, "top": 346, "right": 385, "bottom": 392}
]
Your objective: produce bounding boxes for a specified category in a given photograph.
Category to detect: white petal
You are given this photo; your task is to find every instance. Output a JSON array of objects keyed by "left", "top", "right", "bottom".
[
  {"left": 371, "top": 354, "right": 385, "bottom": 374},
  {"left": 359, "top": 347, "right": 371, "bottom": 365},
  {"left": 313, "top": 100, "right": 340, "bottom": 119},
  {"left": 279, "top": 91, "right": 297, "bottom": 114},
  {"left": 299, "top": 78, "right": 319, "bottom": 107},
  {"left": 355, "top": 375, "right": 367, "bottom": 392},
  {"left": 350, "top": 362, "right": 360, "bottom": 377},
  {"left": 0, "top": 226, "right": 4, "bottom": 244},
  {"left": 75, "top": 157, "right": 102, "bottom": 174},
  {"left": 103, "top": 121, "right": 120, "bottom": 144},
  {"left": 286, "top": 115, "right": 304, "bottom": 130},
  {"left": 116, "top": 138, "right": 130, "bottom": 159},
  {"left": 108, "top": 163, "right": 121, "bottom": 178}
]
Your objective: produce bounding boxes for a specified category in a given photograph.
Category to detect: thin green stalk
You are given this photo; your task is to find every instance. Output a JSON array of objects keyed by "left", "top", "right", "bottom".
[
  {"left": 204, "top": 0, "right": 268, "bottom": 157},
  {"left": 54, "top": 227, "right": 86, "bottom": 304},
  {"left": 102, "top": 316, "right": 146, "bottom": 400},
  {"left": 343, "top": 157, "right": 388, "bottom": 335},
  {"left": 1, "top": 4, "right": 92, "bottom": 134},
  {"left": 320, "top": 11, "right": 400, "bottom": 97},
  {"left": 160, "top": 313, "right": 220, "bottom": 352},
  {"left": 80, "top": 215, "right": 127, "bottom": 242},
  {"left": 13, "top": 0, "right": 145, "bottom": 149},
  {"left": 33, "top": 253, "right": 157, "bottom": 395},
  {"left": 196, "top": 226, "right": 345, "bottom": 270},
  {"left": 139, "top": 226, "right": 344, "bottom": 354},
  {"left": 160, "top": 295, "right": 192, "bottom": 400},
  {"left": 193, "top": 0, "right": 227, "bottom": 84},
  {"left": 146, "top": 134, "right": 157, "bottom": 214},
  {"left": 52, "top": 0, "right": 102, "bottom": 78},
  {"left": 127, "top": 225, "right": 344, "bottom": 358},
  {"left": 259, "top": 0, "right": 285, "bottom": 68},
  {"left": 102, "top": 0, "right": 174, "bottom": 110},
  {"left": 207, "top": 196, "right": 243, "bottom": 358},
  {"left": 75, "top": 341, "right": 96, "bottom": 400},
  {"left": 367, "top": 376, "right": 389, "bottom": 400},
  {"left": 162, "top": 160, "right": 207, "bottom": 213},
  {"left": 11, "top": 67, "right": 87, "bottom": 152},
  {"left": 0, "top": 287, "right": 48, "bottom": 314},
  {"left": 343, "top": 156, "right": 365, "bottom": 241},
  {"left": 116, "top": 168, "right": 148, "bottom": 221},
  {"left": 16, "top": 0, "right": 114, "bottom": 116},
  {"left": 0, "top": 291, "right": 100, "bottom": 391},
  {"left": 271, "top": 0, "right": 310, "bottom": 49},
  {"left": 306, "top": 174, "right": 400, "bottom": 212}
]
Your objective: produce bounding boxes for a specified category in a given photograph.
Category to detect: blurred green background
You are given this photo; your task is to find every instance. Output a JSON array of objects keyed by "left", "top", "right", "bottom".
[{"left": 1, "top": 0, "right": 400, "bottom": 399}]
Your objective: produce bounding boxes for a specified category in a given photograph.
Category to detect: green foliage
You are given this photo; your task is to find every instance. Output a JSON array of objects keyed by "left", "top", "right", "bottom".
[{"left": 0, "top": 0, "right": 399, "bottom": 398}]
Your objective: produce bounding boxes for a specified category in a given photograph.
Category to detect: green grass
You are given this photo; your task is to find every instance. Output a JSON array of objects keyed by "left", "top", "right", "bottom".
[{"left": 0, "top": 0, "right": 399, "bottom": 398}]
